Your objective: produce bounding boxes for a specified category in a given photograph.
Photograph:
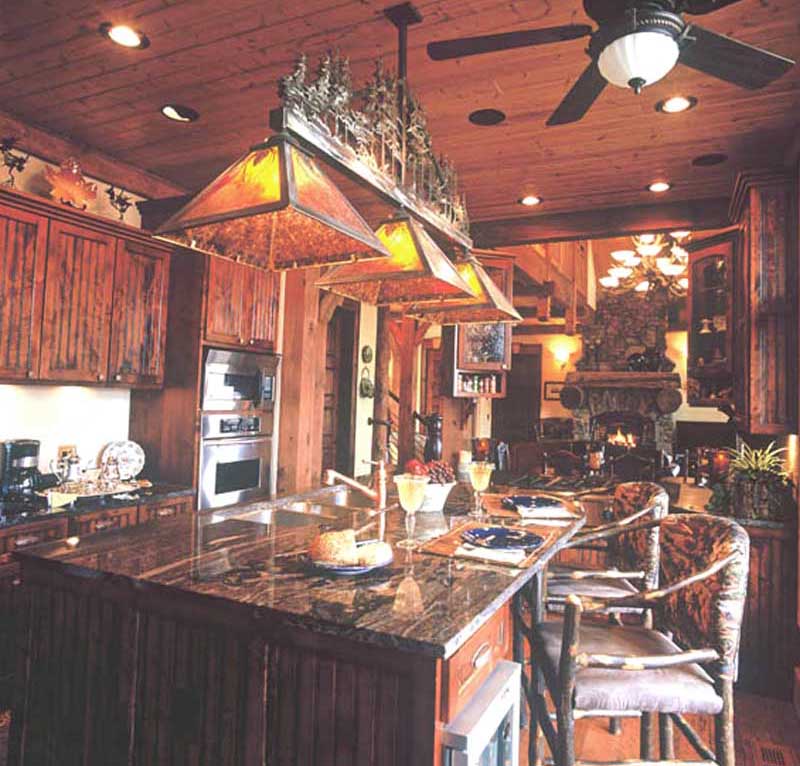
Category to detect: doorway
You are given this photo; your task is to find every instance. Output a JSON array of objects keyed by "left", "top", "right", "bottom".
[
  {"left": 322, "top": 303, "right": 358, "bottom": 475},
  {"left": 492, "top": 346, "right": 542, "bottom": 444}
]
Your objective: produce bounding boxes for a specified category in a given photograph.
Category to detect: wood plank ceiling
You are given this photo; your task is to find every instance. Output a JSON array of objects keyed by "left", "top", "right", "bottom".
[{"left": 2, "top": 0, "right": 799, "bottom": 241}]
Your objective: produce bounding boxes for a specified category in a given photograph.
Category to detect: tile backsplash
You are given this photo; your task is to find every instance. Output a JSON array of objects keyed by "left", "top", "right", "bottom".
[{"left": 0, "top": 385, "right": 130, "bottom": 471}]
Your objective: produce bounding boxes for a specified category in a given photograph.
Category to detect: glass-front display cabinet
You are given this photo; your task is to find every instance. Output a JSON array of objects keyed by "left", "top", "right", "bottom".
[{"left": 686, "top": 234, "right": 735, "bottom": 407}]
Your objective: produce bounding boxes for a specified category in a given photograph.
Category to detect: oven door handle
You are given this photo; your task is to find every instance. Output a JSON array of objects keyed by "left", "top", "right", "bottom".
[{"left": 200, "top": 436, "right": 271, "bottom": 446}]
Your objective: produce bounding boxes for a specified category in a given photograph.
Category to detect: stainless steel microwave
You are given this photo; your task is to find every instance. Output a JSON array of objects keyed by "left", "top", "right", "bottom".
[{"left": 202, "top": 349, "right": 279, "bottom": 412}]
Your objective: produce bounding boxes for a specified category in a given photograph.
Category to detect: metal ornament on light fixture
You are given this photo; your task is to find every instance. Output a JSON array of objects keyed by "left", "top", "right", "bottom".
[
  {"left": 157, "top": 133, "right": 390, "bottom": 271},
  {"left": 315, "top": 215, "right": 476, "bottom": 306}
]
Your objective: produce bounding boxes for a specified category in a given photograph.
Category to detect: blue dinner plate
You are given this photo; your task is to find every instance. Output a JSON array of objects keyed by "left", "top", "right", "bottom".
[
  {"left": 311, "top": 541, "right": 394, "bottom": 576},
  {"left": 461, "top": 526, "right": 544, "bottom": 551},
  {"left": 501, "top": 494, "right": 567, "bottom": 512}
]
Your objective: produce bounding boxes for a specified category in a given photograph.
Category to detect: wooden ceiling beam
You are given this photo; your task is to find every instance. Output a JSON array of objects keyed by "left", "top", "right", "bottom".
[
  {"left": 471, "top": 197, "right": 732, "bottom": 247},
  {"left": 0, "top": 109, "right": 185, "bottom": 200}
]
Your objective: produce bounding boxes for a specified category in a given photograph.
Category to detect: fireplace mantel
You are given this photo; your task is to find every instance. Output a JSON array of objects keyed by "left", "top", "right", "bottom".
[{"left": 564, "top": 371, "right": 681, "bottom": 389}]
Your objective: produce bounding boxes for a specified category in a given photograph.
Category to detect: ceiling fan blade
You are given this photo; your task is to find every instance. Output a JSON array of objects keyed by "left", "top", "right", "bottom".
[
  {"left": 679, "top": 25, "right": 795, "bottom": 89},
  {"left": 681, "top": 0, "right": 743, "bottom": 14},
  {"left": 546, "top": 61, "right": 607, "bottom": 126},
  {"left": 426, "top": 25, "right": 592, "bottom": 61}
]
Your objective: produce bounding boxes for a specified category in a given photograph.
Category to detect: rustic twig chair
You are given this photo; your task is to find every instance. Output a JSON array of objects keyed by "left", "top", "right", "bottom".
[
  {"left": 530, "top": 513, "right": 750, "bottom": 766},
  {"left": 547, "top": 482, "right": 669, "bottom": 620}
]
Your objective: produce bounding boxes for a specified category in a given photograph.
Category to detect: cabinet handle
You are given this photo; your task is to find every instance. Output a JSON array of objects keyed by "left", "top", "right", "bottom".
[
  {"left": 97, "top": 373, "right": 105, "bottom": 382},
  {"left": 26, "top": 370, "right": 34, "bottom": 379},
  {"left": 157, "top": 507, "right": 176, "bottom": 518},
  {"left": 11, "top": 578, "right": 21, "bottom": 588},
  {"left": 249, "top": 339, "right": 255, "bottom": 346},
  {"left": 94, "top": 519, "right": 116, "bottom": 531},
  {"left": 471, "top": 642, "right": 492, "bottom": 671},
  {"left": 14, "top": 535, "right": 41, "bottom": 549},
  {"left": 114, "top": 373, "right": 122, "bottom": 382}
]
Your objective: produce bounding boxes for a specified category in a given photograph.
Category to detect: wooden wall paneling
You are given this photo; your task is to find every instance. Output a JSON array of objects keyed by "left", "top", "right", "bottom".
[
  {"left": 109, "top": 238, "right": 170, "bottom": 387},
  {"left": 39, "top": 219, "right": 115, "bottom": 382},
  {"left": 0, "top": 203, "right": 47, "bottom": 380},
  {"left": 129, "top": 249, "right": 205, "bottom": 486}
]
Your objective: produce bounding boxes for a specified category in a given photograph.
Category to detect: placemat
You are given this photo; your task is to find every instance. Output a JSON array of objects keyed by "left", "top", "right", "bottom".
[
  {"left": 419, "top": 519, "right": 566, "bottom": 569},
  {"left": 481, "top": 492, "right": 583, "bottom": 522}
]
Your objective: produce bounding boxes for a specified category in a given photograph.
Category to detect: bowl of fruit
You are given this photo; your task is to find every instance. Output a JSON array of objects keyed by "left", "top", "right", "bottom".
[{"left": 404, "top": 459, "right": 457, "bottom": 512}]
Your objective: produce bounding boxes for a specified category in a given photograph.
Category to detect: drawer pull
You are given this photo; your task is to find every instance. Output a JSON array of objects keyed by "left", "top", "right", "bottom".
[
  {"left": 472, "top": 642, "right": 492, "bottom": 671},
  {"left": 12, "top": 578, "right": 21, "bottom": 588},
  {"left": 94, "top": 519, "right": 117, "bottom": 531},
  {"left": 14, "top": 535, "right": 41, "bottom": 549},
  {"left": 157, "top": 507, "right": 176, "bottom": 517}
]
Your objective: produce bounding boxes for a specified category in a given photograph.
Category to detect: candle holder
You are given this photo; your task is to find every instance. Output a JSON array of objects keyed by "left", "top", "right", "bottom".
[{"left": 1, "top": 137, "right": 28, "bottom": 188}]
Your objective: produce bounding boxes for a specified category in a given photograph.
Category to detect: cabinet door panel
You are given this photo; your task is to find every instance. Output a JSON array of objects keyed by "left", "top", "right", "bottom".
[
  {"left": 0, "top": 205, "right": 47, "bottom": 379},
  {"left": 40, "top": 221, "right": 115, "bottom": 382},
  {"left": 248, "top": 266, "right": 279, "bottom": 350},
  {"left": 110, "top": 239, "right": 169, "bottom": 386},
  {"left": 204, "top": 255, "right": 247, "bottom": 347}
]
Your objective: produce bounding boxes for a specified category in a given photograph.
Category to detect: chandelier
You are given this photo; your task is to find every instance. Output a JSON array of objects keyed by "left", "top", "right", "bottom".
[{"left": 599, "top": 231, "right": 690, "bottom": 295}]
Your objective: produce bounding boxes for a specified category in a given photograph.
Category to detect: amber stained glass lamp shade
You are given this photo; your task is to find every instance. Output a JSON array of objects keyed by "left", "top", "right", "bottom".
[
  {"left": 409, "top": 257, "right": 521, "bottom": 324},
  {"left": 156, "top": 134, "right": 389, "bottom": 270},
  {"left": 315, "top": 216, "right": 477, "bottom": 305}
]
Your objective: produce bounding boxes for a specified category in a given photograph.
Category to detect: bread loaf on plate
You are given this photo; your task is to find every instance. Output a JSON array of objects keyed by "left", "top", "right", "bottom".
[{"left": 310, "top": 529, "right": 359, "bottom": 564}]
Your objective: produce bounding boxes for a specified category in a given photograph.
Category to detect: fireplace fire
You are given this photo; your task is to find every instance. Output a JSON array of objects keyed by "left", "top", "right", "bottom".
[{"left": 607, "top": 427, "right": 637, "bottom": 449}]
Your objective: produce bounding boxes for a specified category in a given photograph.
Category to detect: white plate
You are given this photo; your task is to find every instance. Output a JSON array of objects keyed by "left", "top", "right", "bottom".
[{"left": 101, "top": 440, "right": 145, "bottom": 480}]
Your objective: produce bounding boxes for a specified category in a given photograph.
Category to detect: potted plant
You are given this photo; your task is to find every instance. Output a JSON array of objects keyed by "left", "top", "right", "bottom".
[{"left": 706, "top": 441, "right": 795, "bottom": 521}]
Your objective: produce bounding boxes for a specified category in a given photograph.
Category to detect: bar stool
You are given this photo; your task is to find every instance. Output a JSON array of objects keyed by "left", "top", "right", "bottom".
[{"left": 529, "top": 513, "right": 749, "bottom": 766}]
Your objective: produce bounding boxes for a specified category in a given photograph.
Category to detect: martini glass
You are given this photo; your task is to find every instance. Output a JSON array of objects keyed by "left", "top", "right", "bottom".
[
  {"left": 468, "top": 461, "right": 494, "bottom": 520},
  {"left": 393, "top": 473, "right": 430, "bottom": 549}
]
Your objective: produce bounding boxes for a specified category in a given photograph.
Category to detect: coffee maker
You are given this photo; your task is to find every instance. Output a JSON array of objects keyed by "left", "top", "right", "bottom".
[{"left": 0, "top": 440, "right": 44, "bottom": 499}]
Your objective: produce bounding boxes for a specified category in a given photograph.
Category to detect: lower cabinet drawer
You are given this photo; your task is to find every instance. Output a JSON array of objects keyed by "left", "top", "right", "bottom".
[
  {"left": 138, "top": 496, "right": 194, "bottom": 524},
  {"left": 0, "top": 518, "right": 70, "bottom": 555},
  {"left": 70, "top": 505, "right": 139, "bottom": 536},
  {"left": 440, "top": 602, "right": 512, "bottom": 723}
]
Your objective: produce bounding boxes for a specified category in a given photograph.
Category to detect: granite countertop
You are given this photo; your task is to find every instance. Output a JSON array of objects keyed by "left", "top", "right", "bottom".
[
  {"left": 0, "top": 483, "right": 194, "bottom": 530},
  {"left": 15, "top": 483, "right": 584, "bottom": 658}
]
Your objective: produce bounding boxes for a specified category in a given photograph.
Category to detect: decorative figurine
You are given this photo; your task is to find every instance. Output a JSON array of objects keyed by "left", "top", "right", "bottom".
[
  {"left": 106, "top": 185, "right": 133, "bottom": 220},
  {"left": 44, "top": 157, "right": 97, "bottom": 209}
]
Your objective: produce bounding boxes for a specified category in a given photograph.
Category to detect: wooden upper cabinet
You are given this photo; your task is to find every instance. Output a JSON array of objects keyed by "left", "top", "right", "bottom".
[
  {"left": 0, "top": 205, "right": 47, "bottom": 380},
  {"left": 40, "top": 220, "right": 115, "bottom": 383},
  {"left": 204, "top": 255, "right": 249, "bottom": 347},
  {"left": 730, "top": 171, "right": 798, "bottom": 435},
  {"left": 247, "top": 265, "right": 279, "bottom": 351},
  {"left": 205, "top": 256, "right": 280, "bottom": 351},
  {"left": 109, "top": 239, "right": 170, "bottom": 387}
]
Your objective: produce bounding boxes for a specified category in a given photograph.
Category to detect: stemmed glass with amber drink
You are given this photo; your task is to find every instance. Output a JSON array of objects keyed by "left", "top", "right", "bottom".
[
  {"left": 468, "top": 461, "right": 494, "bottom": 520},
  {"left": 393, "top": 474, "right": 430, "bottom": 549}
]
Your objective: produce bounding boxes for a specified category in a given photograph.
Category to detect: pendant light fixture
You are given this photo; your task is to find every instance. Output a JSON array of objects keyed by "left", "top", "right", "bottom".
[
  {"left": 157, "top": 134, "right": 390, "bottom": 270},
  {"left": 408, "top": 255, "right": 521, "bottom": 324},
  {"left": 315, "top": 215, "right": 477, "bottom": 305}
]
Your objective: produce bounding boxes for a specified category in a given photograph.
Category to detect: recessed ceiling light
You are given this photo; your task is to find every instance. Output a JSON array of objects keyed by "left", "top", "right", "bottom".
[
  {"left": 692, "top": 152, "right": 728, "bottom": 167},
  {"left": 469, "top": 108, "right": 506, "bottom": 126},
  {"left": 655, "top": 95, "right": 697, "bottom": 114},
  {"left": 99, "top": 22, "right": 150, "bottom": 49},
  {"left": 518, "top": 195, "right": 542, "bottom": 207},
  {"left": 647, "top": 181, "right": 672, "bottom": 193},
  {"left": 161, "top": 104, "right": 199, "bottom": 123}
]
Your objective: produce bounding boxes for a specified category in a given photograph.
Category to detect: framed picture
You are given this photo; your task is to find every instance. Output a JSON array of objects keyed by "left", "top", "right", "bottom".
[{"left": 544, "top": 381, "right": 565, "bottom": 401}]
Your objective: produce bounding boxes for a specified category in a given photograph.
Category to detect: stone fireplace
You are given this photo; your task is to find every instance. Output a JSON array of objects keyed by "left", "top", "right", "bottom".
[{"left": 558, "top": 287, "right": 682, "bottom": 455}]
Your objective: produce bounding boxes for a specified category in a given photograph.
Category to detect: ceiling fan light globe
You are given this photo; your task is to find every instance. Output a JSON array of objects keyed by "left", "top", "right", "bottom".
[{"left": 598, "top": 32, "right": 680, "bottom": 91}]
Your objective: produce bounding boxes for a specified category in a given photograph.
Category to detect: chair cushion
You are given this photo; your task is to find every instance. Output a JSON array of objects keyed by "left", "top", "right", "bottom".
[{"left": 537, "top": 620, "right": 723, "bottom": 715}]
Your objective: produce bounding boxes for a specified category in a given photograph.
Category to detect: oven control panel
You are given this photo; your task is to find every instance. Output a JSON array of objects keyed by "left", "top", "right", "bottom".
[{"left": 201, "top": 413, "right": 272, "bottom": 440}]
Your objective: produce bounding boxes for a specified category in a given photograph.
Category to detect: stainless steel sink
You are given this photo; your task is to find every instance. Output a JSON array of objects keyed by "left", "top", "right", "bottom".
[{"left": 213, "top": 507, "right": 332, "bottom": 527}]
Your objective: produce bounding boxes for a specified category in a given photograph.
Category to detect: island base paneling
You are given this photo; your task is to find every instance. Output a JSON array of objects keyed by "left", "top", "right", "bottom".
[{"left": 9, "top": 561, "right": 441, "bottom": 766}]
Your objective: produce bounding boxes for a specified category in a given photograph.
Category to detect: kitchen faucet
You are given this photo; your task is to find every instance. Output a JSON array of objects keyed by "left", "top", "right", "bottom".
[{"left": 322, "top": 460, "right": 388, "bottom": 511}]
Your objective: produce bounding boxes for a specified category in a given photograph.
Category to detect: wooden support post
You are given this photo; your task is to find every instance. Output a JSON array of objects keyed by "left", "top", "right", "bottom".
[
  {"left": 372, "top": 307, "right": 392, "bottom": 462},
  {"left": 278, "top": 269, "right": 327, "bottom": 493}
]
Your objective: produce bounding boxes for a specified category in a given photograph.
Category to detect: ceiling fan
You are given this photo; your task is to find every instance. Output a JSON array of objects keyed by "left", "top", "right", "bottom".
[{"left": 426, "top": 0, "right": 795, "bottom": 126}]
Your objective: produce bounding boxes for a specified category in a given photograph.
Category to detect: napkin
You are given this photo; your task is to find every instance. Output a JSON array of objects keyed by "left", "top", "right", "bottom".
[
  {"left": 517, "top": 505, "right": 575, "bottom": 520},
  {"left": 518, "top": 518, "right": 571, "bottom": 527},
  {"left": 455, "top": 544, "right": 527, "bottom": 566}
]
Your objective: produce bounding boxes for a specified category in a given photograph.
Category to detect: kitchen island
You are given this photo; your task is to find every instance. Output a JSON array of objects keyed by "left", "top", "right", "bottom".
[{"left": 8, "top": 485, "right": 583, "bottom": 766}]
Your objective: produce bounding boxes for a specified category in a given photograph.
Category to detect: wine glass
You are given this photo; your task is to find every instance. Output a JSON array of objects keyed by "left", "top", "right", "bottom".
[
  {"left": 468, "top": 461, "right": 494, "bottom": 520},
  {"left": 393, "top": 474, "right": 430, "bottom": 549}
]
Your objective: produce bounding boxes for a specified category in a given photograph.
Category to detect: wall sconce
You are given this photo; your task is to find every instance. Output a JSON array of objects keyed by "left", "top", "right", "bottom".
[{"left": 552, "top": 343, "right": 572, "bottom": 369}]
